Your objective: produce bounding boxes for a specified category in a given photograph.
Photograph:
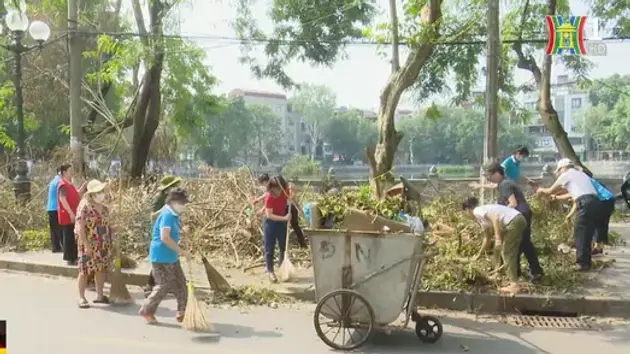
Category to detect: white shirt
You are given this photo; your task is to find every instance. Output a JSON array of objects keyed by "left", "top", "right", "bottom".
[
  {"left": 553, "top": 168, "right": 597, "bottom": 200},
  {"left": 473, "top": 204, "right": 521, "bottom": 229}
]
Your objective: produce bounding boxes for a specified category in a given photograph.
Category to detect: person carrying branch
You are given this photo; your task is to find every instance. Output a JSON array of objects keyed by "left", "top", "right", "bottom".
[
  {"left": 535, "top": 158, "right": 601, "bottom": 271},
  {"left": 485, "top": 162, "right": 543, "bottom": 282},
  {"left": 252, "top": 174, "right": 307, "bottom": 248},
  {"left": 555, "top": 166, "right": 614, "bottom": 257},
  {"left": 462, "top": 197, "right": 526, "bottom": 294},
  {"left": 143, "top": 175, "right": 182, "bottom": 297}
]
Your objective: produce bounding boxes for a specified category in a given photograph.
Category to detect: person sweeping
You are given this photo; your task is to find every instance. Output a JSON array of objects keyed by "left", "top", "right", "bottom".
[
  {"left": 139, "top": 188, "right": 189, "bottom": 325},
  {"left": 261, "top": 177, "right": 291, "bottom": 283},
  {"left": 462, "top": 197, "right": 526, "bottom": 294},
  {"left": 143, "top": 175, "right": 182, "bottom": 297}
]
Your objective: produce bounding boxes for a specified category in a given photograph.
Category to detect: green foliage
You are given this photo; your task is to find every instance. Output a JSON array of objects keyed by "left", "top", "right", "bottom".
[
  {"left": 235, "top": 0, "right": 377, "bottom": 88},
  {"left": 15, "top": 229, "right": 49, "bottom": 252},
  {"left": 436, "top": 165, "right": 475, "bottom": 176},
  {"left": 397, "top": 106, "right": 535, "bottom": 164},
  {"left": 317, "top": 188, "right": 609, "bottom": 294},
  {"left": 188, "top": 98, "right": 282, "bottom": 167},
  {"left": 290, "top": 84, "right": 337, "bottom": 157},
  {"left": 591, "top": 0, "right": 630, "bottom": 37},
  {"left": 282, "top": 155, "right": 322, "bottom": 179},
  {"left": 574, "top": 75, "right": 630, "bottom": 151},
  {"left": 322, "top": 110, "right": 377, "bottom": 161}
]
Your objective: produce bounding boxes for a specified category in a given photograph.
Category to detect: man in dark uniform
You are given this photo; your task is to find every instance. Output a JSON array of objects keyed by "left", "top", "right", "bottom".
[
  {"left": 486, "top": 162, "right": 543, "bottom": 281},
  {"left": 143, "top": 175, "right": 182, "bottom": 297}
]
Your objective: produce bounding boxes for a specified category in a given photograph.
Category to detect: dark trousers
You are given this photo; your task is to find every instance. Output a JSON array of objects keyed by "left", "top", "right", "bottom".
[
  {"left": 60, "top": 224, "right": 77, "bottom": 263},
  {"left": 595, "top": 199, "right": 615, "bottom": 245},
  {"left": 287, "top": 204, "right": 307, "bottom": 247},
  {"left": 574, "top": 195, "right": 600, "bottom": 268},
  {"left": 146, "top": 271, "right": 156, "bottom": 288},
  {"left": 263, "top": 218, "right": 287, "bottom": 273},
  {"left": 47, "top": 211, "right": 63, "bottom": 253},
  {"left": 514, "top": 204, "right": 543, "bottom": 277}
]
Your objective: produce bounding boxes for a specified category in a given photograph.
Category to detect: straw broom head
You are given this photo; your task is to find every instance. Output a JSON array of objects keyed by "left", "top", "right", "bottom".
[
  {"left": 181, "top": 281, "right": 213, "bottom": 332},
  {"left": 278, "top": 216, "right": 296, "bottom": 282}
]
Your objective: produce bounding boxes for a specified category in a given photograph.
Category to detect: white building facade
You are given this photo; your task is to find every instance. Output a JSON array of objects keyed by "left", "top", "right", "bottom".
[{"left": 523, "top": 75, "right": 589, "bottom": 162}]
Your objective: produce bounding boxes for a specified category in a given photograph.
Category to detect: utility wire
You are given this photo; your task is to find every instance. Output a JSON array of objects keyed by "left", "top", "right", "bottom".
[{"left": 58, "top": 29, "right": 630, "bottom": 47}]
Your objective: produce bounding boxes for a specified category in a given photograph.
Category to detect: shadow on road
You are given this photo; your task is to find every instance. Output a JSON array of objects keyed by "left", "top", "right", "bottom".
[
  {"left": 357, "top": 328, "right": 539, "bottom": 354},
  {"left": 212, "top": 322, "right": 282, "bottom": 339}
]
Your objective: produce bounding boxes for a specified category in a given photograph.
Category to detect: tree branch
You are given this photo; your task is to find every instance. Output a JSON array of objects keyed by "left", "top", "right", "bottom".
[
  {"left": 388, "top": 0, "right": 400, "bottom": 72},
  {"left": 511, "top": 0, "right": 541, "bottom": 83}
]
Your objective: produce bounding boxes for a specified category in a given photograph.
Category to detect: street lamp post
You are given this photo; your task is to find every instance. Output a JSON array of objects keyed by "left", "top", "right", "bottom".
[{"left": 1, "top": 10, "right": 50, "bottom": 203}]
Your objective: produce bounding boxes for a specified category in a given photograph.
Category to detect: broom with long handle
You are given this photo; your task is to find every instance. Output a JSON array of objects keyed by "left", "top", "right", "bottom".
[
  {"left": 278, "top": 201, "right": 296, "bottom": 282},
  {"left": 181, "top": 250, "right": 212, "bottom": 332}
]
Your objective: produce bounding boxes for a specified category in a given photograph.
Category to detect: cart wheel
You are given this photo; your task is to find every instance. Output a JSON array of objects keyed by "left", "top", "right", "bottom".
[
  {"left": 313, "top": 289, "right": 375, "bottom": 351},
  {"left": 415, "top": 315, "right": 443, "bottom": 343}
]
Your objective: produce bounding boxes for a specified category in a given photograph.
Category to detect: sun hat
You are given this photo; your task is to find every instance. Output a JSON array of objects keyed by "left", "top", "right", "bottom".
[
  {"left": 86, "top": 179, "right": 107, "bottom": 194},
  {"left": 158, "top": 175, "right": 182, "bottom": 191},
  {"left": 555, "top": 158, "right": 574, "bottom": 172}
]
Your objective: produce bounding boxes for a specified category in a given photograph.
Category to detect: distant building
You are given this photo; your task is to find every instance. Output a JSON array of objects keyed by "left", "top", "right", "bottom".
[{"left": 522, "top": 75, "right": 589, "bottom": 162}]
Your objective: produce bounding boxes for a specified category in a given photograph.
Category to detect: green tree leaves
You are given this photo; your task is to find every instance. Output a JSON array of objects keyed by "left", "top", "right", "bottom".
[{"left": 398, "top": 106, "right": 535, "bottom": 164}]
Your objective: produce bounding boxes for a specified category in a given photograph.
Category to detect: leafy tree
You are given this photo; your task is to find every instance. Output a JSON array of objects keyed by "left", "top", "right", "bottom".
[
  {"left": 282, "top": 154, "right": 322, "bottom": 179},
  {"left": 323, "top": 110, "right": 377, "bottom": 163},
  {"left": 500, "top": 0, "right": 592, "bottom": 171},
  {"left": 587, "top": 74, "right": 630, "bottom": 110},
  {"left": 290, "top": 84, "right": 336, "bottom": 160},
  {"left": 576, "top": 96, "right": 630, "bottom": 152},
  {"left": 246, "top": 104, "right": 282, "bottom": 166},
  {"left": 398, "top": 106, "right": 535, "bottom": 164},
  {"left": 592, "top": 0, "right": 629, "bottom": 38}
]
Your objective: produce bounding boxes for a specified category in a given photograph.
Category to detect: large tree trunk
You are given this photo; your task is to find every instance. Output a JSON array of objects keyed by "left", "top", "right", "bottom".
[
  {"left": 129, "top": 0, "right": 167, "bottom": 178},
  {"left": 366, "top": 0, "right": 443, "bottom": 198},
  {"left": 512, "top": 0, "right": 587, "bottom": 172}
]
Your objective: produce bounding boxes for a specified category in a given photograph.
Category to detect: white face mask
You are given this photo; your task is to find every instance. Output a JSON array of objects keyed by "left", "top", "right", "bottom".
[
  {"left": 172, "top": 204, "right": 186, "bottom": 214},
  {"left": 94, "top": 193, "right": 105, "bottom": 203}
]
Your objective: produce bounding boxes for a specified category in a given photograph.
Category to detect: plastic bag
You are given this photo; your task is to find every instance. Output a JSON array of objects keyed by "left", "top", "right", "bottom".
[{"left": 397, "top": 211, "right": 425, "bottom": 235}]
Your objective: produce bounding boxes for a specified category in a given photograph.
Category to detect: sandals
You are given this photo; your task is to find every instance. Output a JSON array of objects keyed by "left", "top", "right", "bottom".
[
  {"left": 176, "top": 314, "right": 185, "bottom": 323},
  {"left": 78, "top": 299, "right": 90, "bottom": 309},
  {"left": 93, "top": 295, "right": 110, "bottom": 304},
  {"left": 139, "top": 311, "right": 158, "bottom": 325}
]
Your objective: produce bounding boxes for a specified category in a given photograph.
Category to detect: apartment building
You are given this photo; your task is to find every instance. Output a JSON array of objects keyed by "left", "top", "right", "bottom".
[{"left": 522, "top": 75, "right": 589, "bottom": 162}]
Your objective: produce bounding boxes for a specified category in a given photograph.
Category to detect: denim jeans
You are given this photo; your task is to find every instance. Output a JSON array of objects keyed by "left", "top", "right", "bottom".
[{"left": 262, "top": 217, "right": 288, "bottom": 273}]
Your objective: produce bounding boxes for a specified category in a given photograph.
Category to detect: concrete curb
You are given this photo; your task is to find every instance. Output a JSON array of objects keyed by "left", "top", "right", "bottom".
[{"left": 3, "top": 259, "right": 629, "bottom": 317}]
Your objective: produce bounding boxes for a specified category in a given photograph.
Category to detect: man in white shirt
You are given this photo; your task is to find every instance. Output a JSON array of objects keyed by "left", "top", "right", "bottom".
[
  {"left": 535, "top": 158, "right": 601, "bottom": 271},
  {"left": 462, "top": 197, "right": 527, "bottom": 294}
]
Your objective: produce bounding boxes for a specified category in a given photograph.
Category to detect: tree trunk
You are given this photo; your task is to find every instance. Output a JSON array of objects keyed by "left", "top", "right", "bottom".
[
  {"left": 129, "top": 0, "right": 167, "bottom": 178},
  {"left": 366, "top": 0, "right": 443, "bottom": 198},
  {"left": 512, "top": 0, "right": 588, "bottom": 172}
]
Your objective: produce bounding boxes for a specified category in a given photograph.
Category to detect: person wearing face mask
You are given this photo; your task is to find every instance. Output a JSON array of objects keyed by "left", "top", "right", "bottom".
[
  {"left": 500, "top": 146, "right": 537, "bottom": 186},
  {"left": 139, "top": 188, "right": 189, "bottom": 325},
  {"left": 74, "top": 180, "right": 113, "bottom": 308}
]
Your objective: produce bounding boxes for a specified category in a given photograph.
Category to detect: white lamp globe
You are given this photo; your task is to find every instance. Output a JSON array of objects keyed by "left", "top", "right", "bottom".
[
  {"left": 5, "top": 11, "right": 29, "bottom": 32},
  {"left": 29, "top": 21, "right": 50, "bottom": 42}
]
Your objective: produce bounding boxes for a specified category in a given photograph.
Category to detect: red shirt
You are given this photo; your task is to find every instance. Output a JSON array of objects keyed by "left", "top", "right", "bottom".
[
  {"left": 57, "top": 178, "right": 80, "bottom": 226},
  {"left": 264, "top": 193, "right": 287, "bottom": 216}
]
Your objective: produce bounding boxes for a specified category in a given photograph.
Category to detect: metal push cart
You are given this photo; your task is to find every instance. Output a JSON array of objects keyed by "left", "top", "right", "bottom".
[{"left": 306, "top": 228, "right": 442, "bottom": 350}]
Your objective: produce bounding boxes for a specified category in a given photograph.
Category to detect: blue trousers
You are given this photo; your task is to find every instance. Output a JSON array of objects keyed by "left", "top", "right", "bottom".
[{"left": 263, "top": 218, "right": 287, "bottom": 273}]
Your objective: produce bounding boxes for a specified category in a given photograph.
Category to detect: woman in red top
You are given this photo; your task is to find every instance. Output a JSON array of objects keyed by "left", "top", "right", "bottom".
[
  {"left": 261, "top": 177, "right": 291, "bottom": 282},
  {"left": 252, "top": 174, "right": 306, "bottom": 248},
  {"left": 56, "top": 164, "right": 85, "bottom": 265}
]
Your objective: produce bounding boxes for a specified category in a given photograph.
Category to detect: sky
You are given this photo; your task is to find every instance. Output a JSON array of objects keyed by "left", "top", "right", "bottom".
[{"left": 146, "top": 0, "right": 630, "bottom": 111}]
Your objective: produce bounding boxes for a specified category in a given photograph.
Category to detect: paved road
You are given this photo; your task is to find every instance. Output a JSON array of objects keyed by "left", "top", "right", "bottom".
[{"left": 2, "top": 271, "right": 630, "bottom": 354}]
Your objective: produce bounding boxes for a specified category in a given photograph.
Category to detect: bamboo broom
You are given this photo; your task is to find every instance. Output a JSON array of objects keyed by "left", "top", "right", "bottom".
[{"left": 182, "top": 256, "right": 212, "bottom": 332}]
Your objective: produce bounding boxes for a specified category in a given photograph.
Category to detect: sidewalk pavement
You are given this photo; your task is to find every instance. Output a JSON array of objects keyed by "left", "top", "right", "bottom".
[{"left": 2, "top": 223, "right": 630, "bottom": 316}]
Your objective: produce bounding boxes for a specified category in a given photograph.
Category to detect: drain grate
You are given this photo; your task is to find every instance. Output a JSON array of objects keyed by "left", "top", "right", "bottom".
[{"left": 507, "top": 315, "right": 596, "bottom": 330}]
